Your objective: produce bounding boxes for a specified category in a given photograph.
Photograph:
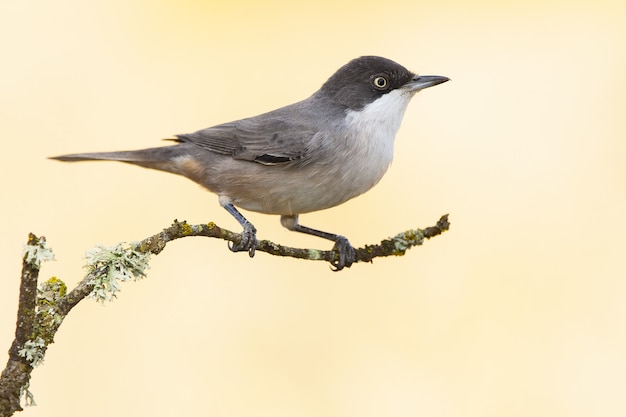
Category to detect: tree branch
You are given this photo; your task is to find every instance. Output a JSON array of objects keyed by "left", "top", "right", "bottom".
[
  {"left": 1, "top": 235, "right": 49, "bottom": 416},
  {"left": 0, "top": 214, "right": 449, "bottom": 416},
  {"left": 137, "top": 214, "right": 450, "bottom": 262}
]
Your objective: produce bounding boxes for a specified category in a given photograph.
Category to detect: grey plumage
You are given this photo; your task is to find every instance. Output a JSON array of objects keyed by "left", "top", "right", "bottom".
[{"left": 51, "top": 56, "right": 449, "bottom": 270}]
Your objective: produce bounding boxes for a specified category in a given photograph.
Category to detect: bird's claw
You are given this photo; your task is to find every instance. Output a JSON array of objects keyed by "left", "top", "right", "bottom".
[
  {"left": 330, "top": 236, "right": 357, "bottom": 271},
  {"left": 228, "top": 222, "right": 258, "bottom": 257}
]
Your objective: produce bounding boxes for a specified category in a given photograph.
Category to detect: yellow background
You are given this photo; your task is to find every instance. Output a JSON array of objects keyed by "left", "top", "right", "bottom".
[{"left": 2, "top": 0, "right": 626, "bottom": 416}]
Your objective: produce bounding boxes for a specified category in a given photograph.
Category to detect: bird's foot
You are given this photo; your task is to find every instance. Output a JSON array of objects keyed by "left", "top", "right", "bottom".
[
  {"left": 330, "top": 236, "right": 357, "bottom": 271},
  {"left": 228, "top": 222, "right": 258, "bottom": 257}
]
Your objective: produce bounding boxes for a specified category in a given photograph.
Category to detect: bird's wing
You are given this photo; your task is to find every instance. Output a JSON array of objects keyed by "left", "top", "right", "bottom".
[{"left": 175, "top": 110, "right": 318, "bottom": 166}]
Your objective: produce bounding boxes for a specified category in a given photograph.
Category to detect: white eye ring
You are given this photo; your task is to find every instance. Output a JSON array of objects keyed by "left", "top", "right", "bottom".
[{"left": 373, "top": 76, "right": 388, "bottom": 89}]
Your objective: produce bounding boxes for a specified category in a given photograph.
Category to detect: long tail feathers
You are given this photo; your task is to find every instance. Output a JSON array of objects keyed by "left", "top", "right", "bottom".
[
  {"left": 49, "top": 151, "right": 145, "bottom": 162},
  {"left": 49, "top": 146, "right": 189, "bottom": 174}
]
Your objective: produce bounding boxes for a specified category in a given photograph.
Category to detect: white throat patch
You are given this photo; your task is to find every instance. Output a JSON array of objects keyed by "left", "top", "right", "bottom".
[{"left": 344, "top": 89, "right": 415, "bottom": 163}]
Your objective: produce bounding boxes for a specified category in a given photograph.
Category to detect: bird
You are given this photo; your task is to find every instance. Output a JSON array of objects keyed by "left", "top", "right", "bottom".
[{"left": 50, "top": 56, "right": 449, "bottom": 270}]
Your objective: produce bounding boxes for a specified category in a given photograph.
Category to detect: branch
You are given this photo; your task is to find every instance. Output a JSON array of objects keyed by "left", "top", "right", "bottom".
[
  {"left": 138, "top": 213, "right": 450, "bottom": 259},
  {"left": 0, "top": 214, "right": 449, "bottom": 416},
  {"left": 0, "top": 235, "right": 52, "bottom": 416}
]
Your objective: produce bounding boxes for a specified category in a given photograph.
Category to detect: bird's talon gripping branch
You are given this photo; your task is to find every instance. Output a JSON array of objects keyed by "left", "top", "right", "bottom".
[
  {"left": 330, "top": 236, "right": 357, "bottom": 271},
  {"left": 228, "top": 223, "right": 257, "bottom": 257}
]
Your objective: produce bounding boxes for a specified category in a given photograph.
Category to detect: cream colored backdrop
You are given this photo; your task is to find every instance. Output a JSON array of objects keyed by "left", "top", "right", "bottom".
[{"left": 1, "top": 1, "right": 626, "bottom": 416}]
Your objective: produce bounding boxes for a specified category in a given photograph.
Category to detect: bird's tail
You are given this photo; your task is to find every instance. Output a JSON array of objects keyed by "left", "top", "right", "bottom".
[
  {"left": 50, "top": 150, "right": 145, "bottom": 162},
  {"left": 49, "top": 145, "right": 186, "bottom": 173}
]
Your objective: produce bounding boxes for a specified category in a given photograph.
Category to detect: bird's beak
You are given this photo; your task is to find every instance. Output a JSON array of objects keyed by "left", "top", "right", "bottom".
[{"left": 404, "top": 75, "right": 450, "bottom": 92}]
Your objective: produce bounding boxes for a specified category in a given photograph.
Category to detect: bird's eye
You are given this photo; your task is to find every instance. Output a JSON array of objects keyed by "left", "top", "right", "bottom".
[{"left": 373, "top": 76, "right": 388, "bottom": 90}]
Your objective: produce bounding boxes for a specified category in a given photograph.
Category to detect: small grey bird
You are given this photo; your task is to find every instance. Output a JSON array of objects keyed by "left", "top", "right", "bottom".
[{"left": 51, "top": 56, "right": 448, "bottom": 270}]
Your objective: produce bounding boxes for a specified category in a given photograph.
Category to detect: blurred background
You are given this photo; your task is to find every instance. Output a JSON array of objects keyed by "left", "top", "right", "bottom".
[{"left": 1, "top": 0, "right": 625, "bottom": 416}]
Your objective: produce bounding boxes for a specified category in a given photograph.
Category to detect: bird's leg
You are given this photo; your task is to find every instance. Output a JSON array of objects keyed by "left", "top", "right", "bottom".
[
  {"left": 222, "top": 203, "right": 257, "bottom": 257},
  {"left": 280, "top": 215, "right": 356, "bottom": 271}
]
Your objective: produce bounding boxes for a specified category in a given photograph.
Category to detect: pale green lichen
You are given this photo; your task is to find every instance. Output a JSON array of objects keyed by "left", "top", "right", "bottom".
[
  {"left": 306, "top": 248, "right": 325, "bottom": 261},
  {"left": 32, "top": 277, "right": 67, "bottom": 336},
  {"left": 391, "top": 229, "right": 425, "bottom": 255},
  {"left": 20, "top": 382, "right": 36, "bottom": 407},
  {"left": 392, "top": 235, "right": 409, "bottom": 254},
  {"left": 37, "top": 277, "right": 67, "bottom": 306},
  {"left": 84, "top": 243, "right": 151, "bottom": 303},
  {"left": 18, "top": 337, "right": 46, "bottom": 367},
  {"left": 22, "top": 237, "right": 55, "bottom": 268}
]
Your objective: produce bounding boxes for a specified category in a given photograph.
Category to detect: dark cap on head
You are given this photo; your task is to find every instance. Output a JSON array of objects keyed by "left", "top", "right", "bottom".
[{"left": 317, "top": 56, "right": 416, "bottom": 111}]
